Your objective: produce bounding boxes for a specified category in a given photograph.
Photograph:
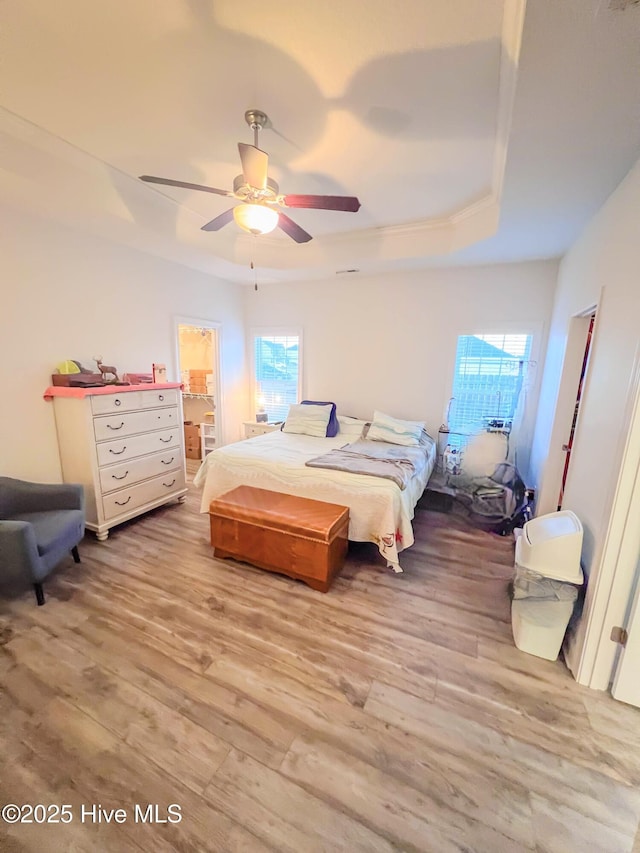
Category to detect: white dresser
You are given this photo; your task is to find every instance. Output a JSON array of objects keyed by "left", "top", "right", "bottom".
[{"left": 48, "top": 384, "right": 187, "bottom": 540}]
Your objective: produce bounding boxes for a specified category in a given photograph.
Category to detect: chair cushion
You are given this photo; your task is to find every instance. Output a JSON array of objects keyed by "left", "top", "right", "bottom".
[{"left": 9, "top": 510, "right": 85, "bottom": 557}]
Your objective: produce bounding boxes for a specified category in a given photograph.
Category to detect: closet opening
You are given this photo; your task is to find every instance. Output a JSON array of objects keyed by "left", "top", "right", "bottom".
[{"left": 174, "top": 319, "right": 222, "bottom": 462}]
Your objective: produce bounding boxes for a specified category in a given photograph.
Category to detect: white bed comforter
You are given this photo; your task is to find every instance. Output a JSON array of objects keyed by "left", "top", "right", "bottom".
[{"left": 194, "top": 431, "right": 436, "bottom": 571}]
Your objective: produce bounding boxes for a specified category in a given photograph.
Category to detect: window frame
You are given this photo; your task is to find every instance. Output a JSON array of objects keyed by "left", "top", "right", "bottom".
[
  {"left": 444, "top": 325, "right": 541, "bottom": 447},
  {"left": 250, "top": 327, "right": 303, "bottom": 423}
]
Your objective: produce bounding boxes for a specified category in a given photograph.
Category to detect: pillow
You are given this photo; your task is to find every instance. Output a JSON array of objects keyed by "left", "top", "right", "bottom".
[
  {"left": 337, "top": 415, "right": 369, "bottom": 438},
  {"left": 282, "top": 403, "right": 332, "bottom": 437},
  {"left": 365, "top": 410, "right": 425, "bottom": 446},
  {"left": 301, "top": 400, "right": 338, "bottom": 437}
]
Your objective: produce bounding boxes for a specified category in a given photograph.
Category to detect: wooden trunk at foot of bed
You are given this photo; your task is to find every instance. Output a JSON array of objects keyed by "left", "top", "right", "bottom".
[{"left": 208, "top": 485, "right": 349, "bottom": 592}]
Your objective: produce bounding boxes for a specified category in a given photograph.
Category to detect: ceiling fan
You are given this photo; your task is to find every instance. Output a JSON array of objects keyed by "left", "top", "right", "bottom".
[{"left": 139, "top": 110, "right": 361, "bottom": 243}]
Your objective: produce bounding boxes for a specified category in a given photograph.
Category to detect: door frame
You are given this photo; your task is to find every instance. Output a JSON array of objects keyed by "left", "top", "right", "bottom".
[
  {"left": 536, "top": 305, "right": 597, "bottom": 517},
  {"left": 173, "top": 316, "right": 224, "bottom": 447}
]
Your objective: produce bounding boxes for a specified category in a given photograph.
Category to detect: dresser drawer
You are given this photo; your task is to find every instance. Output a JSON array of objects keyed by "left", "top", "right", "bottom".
[
  {"left": 102, "top": 470, "right": 186, "bottom": 521},
  {"left": 91, "top": 392, "right": 143, "bottom": 415},
  {"left": 99, "top": 450, "right": 182, "bottom": 494},
  {"left": 93, "top": 407, "right": 178, "bottom": 442},
  {"left": 96, "top": 428, "right": 181, "bottom": 466},
  {"left": 140, "top": 389, "right": 179, "bottom": 409}
]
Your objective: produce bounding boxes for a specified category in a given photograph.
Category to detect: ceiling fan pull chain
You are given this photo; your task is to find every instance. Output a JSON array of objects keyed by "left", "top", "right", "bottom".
[{"left": 251, "top": 260, "right": 258, "bottom": 291}]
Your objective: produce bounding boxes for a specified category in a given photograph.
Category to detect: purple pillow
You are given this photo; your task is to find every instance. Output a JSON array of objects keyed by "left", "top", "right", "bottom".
[{"left": 301, "top": 400, "right": 338, "bottom": 437}]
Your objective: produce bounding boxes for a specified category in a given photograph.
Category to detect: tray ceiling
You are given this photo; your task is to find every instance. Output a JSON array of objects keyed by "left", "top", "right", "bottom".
[{"left": 1, "top": 0, "right": 639, "bottom": 281}]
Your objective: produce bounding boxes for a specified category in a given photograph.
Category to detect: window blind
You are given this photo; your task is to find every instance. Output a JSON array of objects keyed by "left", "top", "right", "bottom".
[
  {"left": 449, "top": 334, "right": 532, "bottom": 446},
  {"left": 253, "top": 334, "right": 300, "bottom": 422}
]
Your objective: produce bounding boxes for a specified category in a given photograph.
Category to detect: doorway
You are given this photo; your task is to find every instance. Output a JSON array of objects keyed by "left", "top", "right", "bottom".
[
  {"left": 174, "top": 318, "right": 223, "bottom": 459},
  {"left": 558, "top": 313, "right": 596, "bottom": 509}
]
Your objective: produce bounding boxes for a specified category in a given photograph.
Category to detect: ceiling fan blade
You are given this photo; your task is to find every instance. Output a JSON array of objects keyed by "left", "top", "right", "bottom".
[
  {"left": 278, "top": 212, "right": 312, "bottom": 244},
  {"left": 238, "top": 143, "right": 268, "bottom": 189},
  {"left": 283, "top": 194, "right": 361, "bottom": 213},
  {"left": 139, "top": 175, "right": 232, "bottom": 196},
  {"left": 201, "top": 208, "right": 236, "bottom": 232}
]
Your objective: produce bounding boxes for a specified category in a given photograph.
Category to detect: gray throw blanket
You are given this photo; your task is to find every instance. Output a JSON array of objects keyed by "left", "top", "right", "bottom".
[{"left": 305, "top": 433, "right": 434, "bottom": 490}]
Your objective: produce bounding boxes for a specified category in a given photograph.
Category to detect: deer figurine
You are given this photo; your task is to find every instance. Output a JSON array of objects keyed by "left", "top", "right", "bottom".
[{"left": 94, "top": 356, "right": 119, "bottom": 383}]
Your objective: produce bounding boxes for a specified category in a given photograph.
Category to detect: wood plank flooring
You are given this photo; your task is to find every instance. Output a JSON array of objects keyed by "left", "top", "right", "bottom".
[{"left": 1, "top": 463, "right": 639, "bottom": 852}]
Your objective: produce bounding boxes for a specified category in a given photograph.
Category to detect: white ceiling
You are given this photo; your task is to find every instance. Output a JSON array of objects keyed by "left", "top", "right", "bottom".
[{"left": 1, "top": 0, "right": 639, "bottom": 282}]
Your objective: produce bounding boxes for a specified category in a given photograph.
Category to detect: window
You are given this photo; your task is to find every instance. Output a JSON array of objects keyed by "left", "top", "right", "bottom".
[
  {"left": 448, "top": 334, "right": 532, "bottom": 447},
  {"left": 252, "top": 332, "right": 301, "bottom": 422}
]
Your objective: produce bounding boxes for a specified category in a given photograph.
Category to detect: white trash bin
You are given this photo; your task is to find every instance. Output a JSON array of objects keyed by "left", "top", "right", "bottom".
[{"left": 511, "top": 511, "right": 584, "bottom": 661}]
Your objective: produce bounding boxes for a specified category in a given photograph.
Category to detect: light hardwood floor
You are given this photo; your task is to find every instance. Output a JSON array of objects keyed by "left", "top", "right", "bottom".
[{"left": 1, "top": 464, "right": 639, "bottom": 852}]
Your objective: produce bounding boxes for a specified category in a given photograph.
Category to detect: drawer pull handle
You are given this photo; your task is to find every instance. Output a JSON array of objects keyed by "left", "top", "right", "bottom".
[
  {"left": 107, "top": 422, "right": 125, "bottom": 430},
  {"left": 112, "top": 471, "right": 129, "bottom": 480},
  {"left": 163, "top": 479, "right": 176, "bottom": 488},
  {"left": 109, "top": 446, "right": 127, "bottom": 455},
  {"left": 114, "top": 399, "right": 122, "bottom": 407},
  {"left": 115, "top": 496, "right": 132, "bottom": 506},
  {"left": 159, "top": 436, "right": 172, "bottom": 443},
  {"left": 161, "top": 457, "right": 175, "bottom": 465},
  {"left": 159, "top": 394, "right": 164, "bottom": 401}
]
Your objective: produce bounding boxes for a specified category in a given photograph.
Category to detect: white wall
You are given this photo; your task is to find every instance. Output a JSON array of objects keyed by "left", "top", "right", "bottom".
[
  {"left": 529, "top": 157, "right": 640, "bottom": 685},
  {"left": 0, "top": 204, "right": 247, "bottom": 482},
  {"left": 243, "top": 261, "right": 558, "bottom": 481}
]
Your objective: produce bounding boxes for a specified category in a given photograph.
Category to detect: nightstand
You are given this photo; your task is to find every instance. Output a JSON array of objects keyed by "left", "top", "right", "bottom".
[{"left": 243, "top": 421, "right": 282, "bottom": 439}]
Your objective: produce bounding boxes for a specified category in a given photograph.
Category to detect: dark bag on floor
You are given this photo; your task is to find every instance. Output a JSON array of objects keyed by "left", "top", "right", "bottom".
[{"left": 465, "top": 463, "right": 531, "bottom": 535}]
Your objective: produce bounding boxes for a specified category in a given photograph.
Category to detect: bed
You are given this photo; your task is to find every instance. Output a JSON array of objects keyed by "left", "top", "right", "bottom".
[{"left": 194, "top": 427, "right": 436, "bottom": 572}]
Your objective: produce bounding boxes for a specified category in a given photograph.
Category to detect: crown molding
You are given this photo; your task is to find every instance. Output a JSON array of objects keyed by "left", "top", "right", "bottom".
[{"left": 492, "top": 0, "right": 528, "bottom": 200}]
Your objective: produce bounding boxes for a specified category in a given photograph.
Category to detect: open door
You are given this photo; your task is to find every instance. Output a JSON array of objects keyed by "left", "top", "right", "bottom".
[
  {"left": 609, "top": 380, "right": 640, "bottom": 707},
  {"left": 611, "top": 558, "right": 640, "bottom": 706},
  {"left": 610, "top": 428, "right": 640, "bottom": 708}
]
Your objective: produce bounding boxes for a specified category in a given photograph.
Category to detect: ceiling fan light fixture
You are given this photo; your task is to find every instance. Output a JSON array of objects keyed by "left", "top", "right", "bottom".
[
  {"left": 233, "top": 203, "right": 279, "bottom": 235},
  {"left": 140, "top": 108, "right": 360, "bottom": 243}
]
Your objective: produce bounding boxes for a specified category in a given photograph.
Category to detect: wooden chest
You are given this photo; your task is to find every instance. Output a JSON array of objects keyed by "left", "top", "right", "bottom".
[{"left": 208, "top": 486, "right": 349, "bottom": 592}]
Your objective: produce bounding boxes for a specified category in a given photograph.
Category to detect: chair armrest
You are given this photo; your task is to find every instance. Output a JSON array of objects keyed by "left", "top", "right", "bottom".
[
  {"left": 0, "top": 479, "right": 84, "bottom": 514},
  {"left": 0, "top": 520, "right": 41, "bottom": 585}
]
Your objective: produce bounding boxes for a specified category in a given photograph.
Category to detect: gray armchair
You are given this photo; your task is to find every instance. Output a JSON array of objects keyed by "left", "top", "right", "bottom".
[{"left": 0, "top": 477, "right": 85, "bottom": 605}]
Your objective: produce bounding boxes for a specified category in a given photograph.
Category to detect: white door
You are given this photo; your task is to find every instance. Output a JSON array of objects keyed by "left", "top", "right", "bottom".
[{"left": 611, "top": 559, "right": 640, "bottom": 707}]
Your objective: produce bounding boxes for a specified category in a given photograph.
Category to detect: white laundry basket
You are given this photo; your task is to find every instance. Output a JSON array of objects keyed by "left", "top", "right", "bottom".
[{"left": 511, "top": 511, "right": 584, "bottom": 661}]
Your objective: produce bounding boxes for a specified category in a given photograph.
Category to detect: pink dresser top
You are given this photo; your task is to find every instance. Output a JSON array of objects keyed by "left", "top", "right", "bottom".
[{"left": 43, "top": 382, "right": 182, "bottom": 401}]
